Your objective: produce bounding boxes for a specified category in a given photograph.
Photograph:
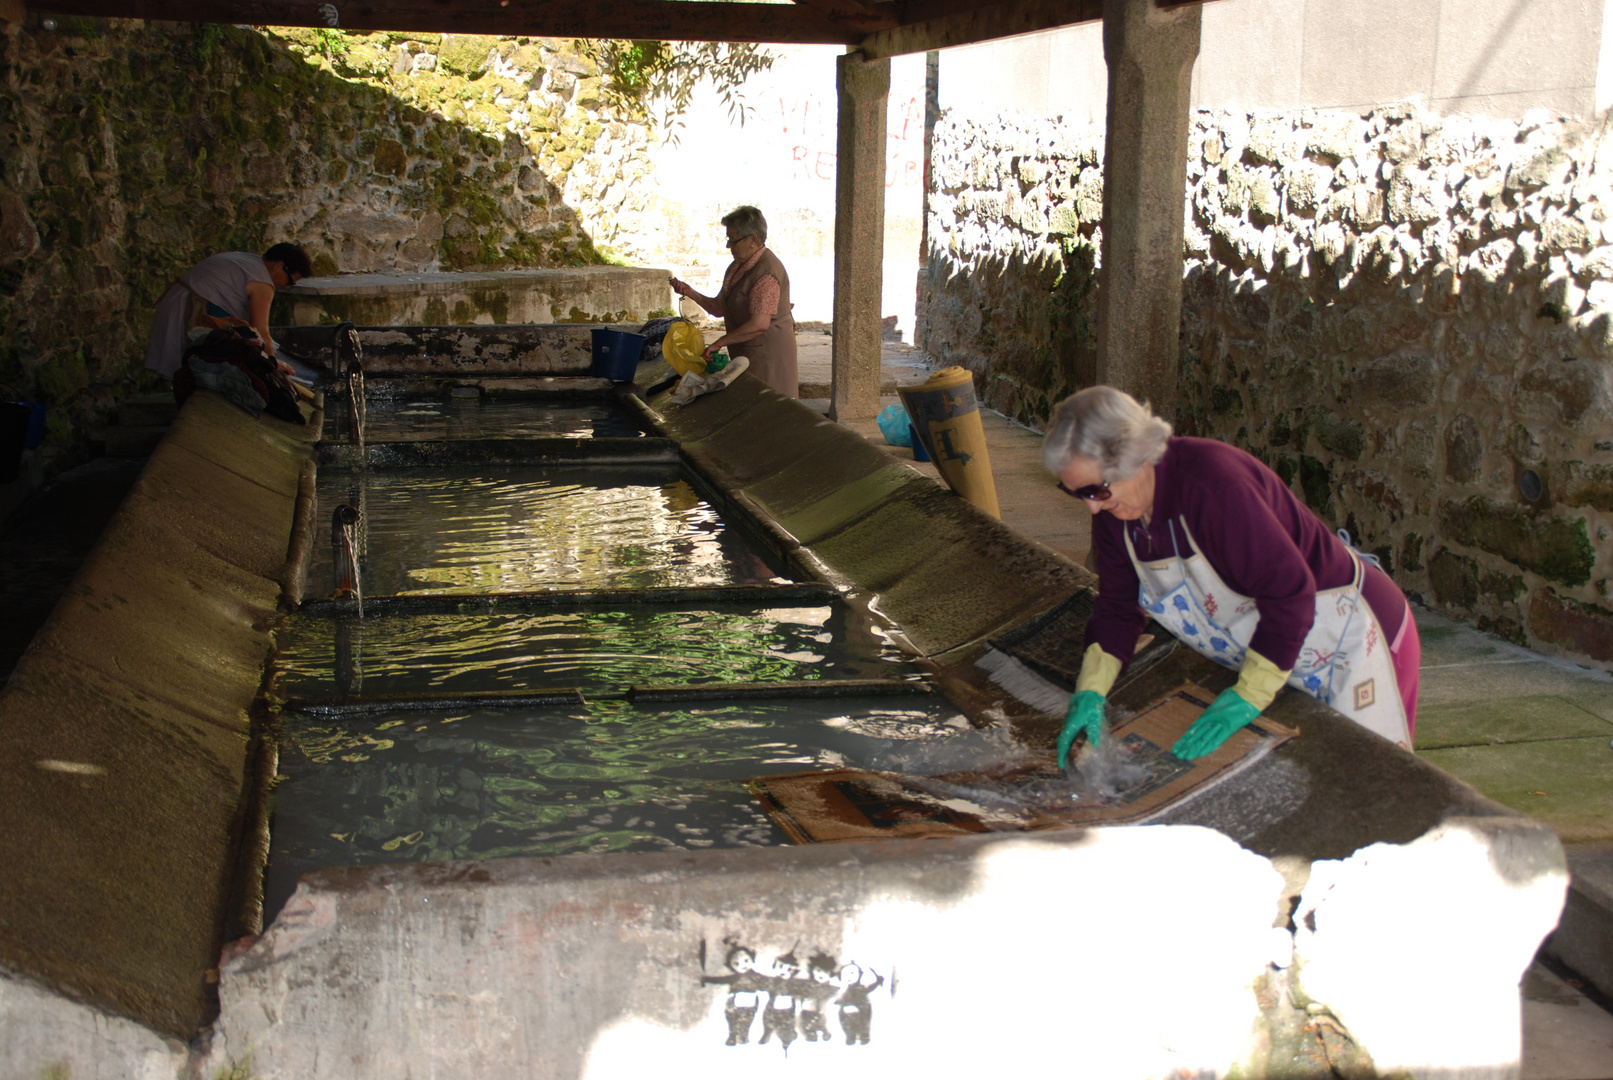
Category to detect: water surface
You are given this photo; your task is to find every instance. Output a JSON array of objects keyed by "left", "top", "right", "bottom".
[
  {"left": 310, "top": 465, "right": 788, "bottom": 596},
  {"left": 276, "top": 603, "right": 916, "bottom": 698},
  {"left": 265, "top": 696, "right": 971, "bottom": 919},
  {"left": 347, "top": 397, "right": 644, "bottom": 442}
]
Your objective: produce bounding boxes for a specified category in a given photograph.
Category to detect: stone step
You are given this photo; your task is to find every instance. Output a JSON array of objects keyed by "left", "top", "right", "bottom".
[
  {"left": 91, "top": 425, "right": 168, "bottom": 458},
  {"left": 1547, "top": 843, "right": 1613, "bottom": 999},
  {"left": 116, "top": 393, "right": 178, "bottom": 427}
]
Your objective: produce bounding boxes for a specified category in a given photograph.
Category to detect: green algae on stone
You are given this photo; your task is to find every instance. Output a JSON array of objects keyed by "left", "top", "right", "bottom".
[
  {"left": 1299, "top": 455, "right": 1333, "bottom": 517},
  {"left": 1560, "top": 461, "right": 1613, "bottom": 513},
  {"left": 1439, "top": 496, "right": 1596, "bottom": 587},
  {"left": 1428, "top": 547, "right": 1527, "bottom": 608}
]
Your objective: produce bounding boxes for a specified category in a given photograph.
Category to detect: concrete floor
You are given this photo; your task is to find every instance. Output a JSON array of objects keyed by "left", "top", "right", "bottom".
[{"left": 802, "top": 336, "right": 1613, "bottom": 1080}]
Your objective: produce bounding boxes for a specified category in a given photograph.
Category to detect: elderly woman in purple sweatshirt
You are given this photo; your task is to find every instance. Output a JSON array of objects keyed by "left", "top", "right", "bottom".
[{"left": 1045, "top": 386, "right": 1420, "bottom": 765}]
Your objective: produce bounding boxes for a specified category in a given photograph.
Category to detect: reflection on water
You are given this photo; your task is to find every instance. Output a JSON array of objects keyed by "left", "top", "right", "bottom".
[
  {"left": 277, "top": 604, "right": 916, "bottom": 697},
  {"left": 309, "top": 465, "right": 787, "bottom": 596},
  {"left": 264, "top": 697, "right": 971, "bottom": 920},
  {"left": 360, "top": 398, "right": 644, "bottom": 442}
]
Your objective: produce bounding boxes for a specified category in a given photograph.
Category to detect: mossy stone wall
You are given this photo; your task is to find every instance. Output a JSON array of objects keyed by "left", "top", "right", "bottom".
[
  {"left": 0, "top": 19, "right": 652, "bottom": 448},
  {"left": 919, "top": 105, "right": 1613, "bottom": 669}
]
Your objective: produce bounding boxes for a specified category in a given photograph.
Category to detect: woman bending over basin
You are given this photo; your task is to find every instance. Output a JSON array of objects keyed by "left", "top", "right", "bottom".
[
  {"left": 146, "top": 242, "right": 312, "bottom": 380},
  {"left": 669, "top": 205, "right": 797, "bottom": 398},
  {"left": 1045, "top": 385, "right": 1420, "bottom": 767}
]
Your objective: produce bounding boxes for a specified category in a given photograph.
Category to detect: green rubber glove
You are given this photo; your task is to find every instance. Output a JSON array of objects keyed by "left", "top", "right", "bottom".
[
  {"left": 1172, "top": 687, "right": 1261, "bottom": 760},
  {"left": 1058, "top": 690, "right": 1106, "bottom": 767}
]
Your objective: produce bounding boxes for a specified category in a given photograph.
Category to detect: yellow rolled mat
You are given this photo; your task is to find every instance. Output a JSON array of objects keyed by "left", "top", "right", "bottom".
[{"left": 898, "top": 366, "right": 1000, "bottom": 518}]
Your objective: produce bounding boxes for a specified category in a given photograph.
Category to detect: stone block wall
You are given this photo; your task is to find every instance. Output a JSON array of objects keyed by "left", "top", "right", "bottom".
[
  {"left": 917, "top": 105, "right": 1613, "bottom": 669},
  {"left": 0, "top": 19, "right": 652, "bottom": 445}
]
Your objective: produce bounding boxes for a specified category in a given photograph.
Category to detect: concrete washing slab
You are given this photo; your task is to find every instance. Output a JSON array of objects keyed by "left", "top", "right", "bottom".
[
  {"left": 0, "top": 348, "right": 1581, "bottom": 1078},
  {"left": 0, "top": 391, "right": 318, "bottom": 1037}
]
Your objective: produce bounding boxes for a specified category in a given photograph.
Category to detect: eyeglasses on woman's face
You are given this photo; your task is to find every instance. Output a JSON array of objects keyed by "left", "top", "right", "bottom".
[{"left": 1057, "top": 479, "right": 1112, "bottom": 501}]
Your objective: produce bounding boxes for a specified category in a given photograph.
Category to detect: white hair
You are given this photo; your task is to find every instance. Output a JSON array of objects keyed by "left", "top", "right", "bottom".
[
  {"left": 720, "top": 205, "right": 768, "bottom": 243},
  {"left": 1042, "top": 386, "right": 1173, "bottom": 480}
]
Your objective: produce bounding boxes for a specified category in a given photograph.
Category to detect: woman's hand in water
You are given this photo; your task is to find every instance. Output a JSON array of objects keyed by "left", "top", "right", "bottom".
[{"left": 1058, "top": 690, "right": 1106, "bottom": 767}]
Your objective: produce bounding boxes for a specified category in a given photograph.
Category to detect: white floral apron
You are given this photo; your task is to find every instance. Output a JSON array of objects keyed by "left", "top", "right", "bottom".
[{"left": 1125, "top": 519, "right": 1411, "bottom": 748}]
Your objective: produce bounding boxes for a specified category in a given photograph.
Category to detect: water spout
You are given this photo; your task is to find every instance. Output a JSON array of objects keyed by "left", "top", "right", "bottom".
[
  {"left": 331, "top": 502, "right": 363, "bottom": 616},
  {"left": 333, "top": 322, "right": 365, "bottom": 452},
  {"left": 332, "top": 321, "right": 361, "bottom": 381}
]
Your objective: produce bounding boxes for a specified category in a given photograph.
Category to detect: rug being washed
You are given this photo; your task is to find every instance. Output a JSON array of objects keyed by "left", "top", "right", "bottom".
[{"left": 746, "top": 683, "right": 1296, "bottom": 843}]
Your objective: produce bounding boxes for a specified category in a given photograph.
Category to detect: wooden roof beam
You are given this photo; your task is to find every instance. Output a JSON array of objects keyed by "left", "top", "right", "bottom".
[
  {"left": 31, "top": 0, "right": 1218, "bottom": 56},
  {"left": 787, "top": 0, "right": 891, "bottom": 20},
  {"left": 856, "top": 0, "right": 1105, "bottom": 59},
  {"left": 29, "top": 0, "right": 898, "bottom": 42}
]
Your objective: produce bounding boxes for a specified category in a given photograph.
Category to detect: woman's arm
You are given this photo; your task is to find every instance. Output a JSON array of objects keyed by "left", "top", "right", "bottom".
[
  {"left": 670, "top": 277, "right": 725, "bottom": 318},
  {"left": 245, "top": 279, "right": 278, "bottom": 357},
  {"left": 705, "top": 311, "right": 771, "bottom": 359},
  {"left": 1084, "top": 515, "right": 1148, "bottom": 666},
  {"left": 704, "top": 271, "right": 779, "bottom": 357}
]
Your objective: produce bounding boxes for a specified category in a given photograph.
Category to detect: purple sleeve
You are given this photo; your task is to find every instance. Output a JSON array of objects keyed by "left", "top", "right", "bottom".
[
  {"left": 1083, "top": 513, "right": 1148, "bottom": 667},
  {"left": 1180, "top": 473, "right": 1320, "bottom": 670}
]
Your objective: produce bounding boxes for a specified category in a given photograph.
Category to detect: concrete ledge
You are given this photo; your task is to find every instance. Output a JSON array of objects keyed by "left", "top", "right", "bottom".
[
  {"left": 208, "top": 827, "right": 1292, "bottom": 1078},
  {"left": 0, "top": 389, "right": 315, "bottom": 1036},
  {"left": 1547, "top": 842, "right": 1613, "bottom": 999},
  {"left": 128, "top": 442, "right": 302, "bottom": 581},
  {"left": 277, "top": 266, "right": 674, "bottom": 327},
  {"left": 276, "top": 323, "right": 619, "bottom": 376}
]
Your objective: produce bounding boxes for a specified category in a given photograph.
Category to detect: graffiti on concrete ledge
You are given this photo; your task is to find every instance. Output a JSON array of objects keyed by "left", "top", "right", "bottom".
[{"left": 700, "top": 938, "right": 888, "bottom": 1050}]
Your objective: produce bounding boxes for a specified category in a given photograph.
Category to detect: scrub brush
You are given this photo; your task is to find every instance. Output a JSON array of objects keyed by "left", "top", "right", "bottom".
[{"left": 974, "top": 646, "right": 1071, "bottom": 716}]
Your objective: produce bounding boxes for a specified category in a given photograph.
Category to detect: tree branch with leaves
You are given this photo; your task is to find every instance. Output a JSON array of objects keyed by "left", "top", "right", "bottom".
[{"left": 573, "top": 39, "right": 775, "bottom": 140}]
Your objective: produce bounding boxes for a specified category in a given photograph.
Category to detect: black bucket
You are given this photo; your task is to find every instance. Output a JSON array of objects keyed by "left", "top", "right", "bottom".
[{"left": 1, "top": 400, "right": 30, "bottom": 483}]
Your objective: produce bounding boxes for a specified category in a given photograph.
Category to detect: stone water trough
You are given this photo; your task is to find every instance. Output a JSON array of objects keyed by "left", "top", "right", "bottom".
[
  {"left": 274, "top": 266, "right": 674, "bottom": 328},
  {"left": 0, "top": 324, "right": 1570, "bottom": 1079}
]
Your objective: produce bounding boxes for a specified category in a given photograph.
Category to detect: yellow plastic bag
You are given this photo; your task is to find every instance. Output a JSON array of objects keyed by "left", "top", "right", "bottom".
[{"left": 661, "top": 321, "right": 708, "bottom": 376}]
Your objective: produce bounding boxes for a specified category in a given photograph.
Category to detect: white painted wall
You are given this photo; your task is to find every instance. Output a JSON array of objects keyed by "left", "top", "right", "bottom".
[
  {"left": 940, "top": 0, "right": 1611, "bottom": 121},
  {"left": 641, "top": 46, "right": 928, "bottom": 335}
]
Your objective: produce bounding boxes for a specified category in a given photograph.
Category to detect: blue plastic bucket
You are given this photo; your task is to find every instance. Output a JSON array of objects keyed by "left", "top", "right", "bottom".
[
  {"left": 20, "top": 402, "right": 45, "bottom": 448},
  {"left": 591, "top": 328, "right": 646, "bottom": 381},
  {"left": 1, "top": 401, "right": 28, "bottom": 483}
]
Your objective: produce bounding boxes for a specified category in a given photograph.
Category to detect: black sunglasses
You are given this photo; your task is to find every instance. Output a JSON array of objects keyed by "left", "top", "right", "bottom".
[{"left": 1057, "top": 479, "right": 1112, "bottom": 501}]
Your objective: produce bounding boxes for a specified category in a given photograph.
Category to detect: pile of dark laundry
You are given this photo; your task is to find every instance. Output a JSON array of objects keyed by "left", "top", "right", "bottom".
[
  {"left": 637, "top": 315, "right": 687, "bottom": 366},
  {"left": 174, "top": 326, "right": 306, "bottom": 424}
]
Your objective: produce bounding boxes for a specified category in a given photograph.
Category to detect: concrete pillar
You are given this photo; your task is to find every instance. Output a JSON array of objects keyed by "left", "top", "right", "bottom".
[
  {"left": 830, "top": 51, "right": 890, "bottom": 421},
  {"left": 1096, "top": 0, "right": 1201, "bottom": 417},
  {"left": 915, "top": 49, "right": 940, "bottom": 346}
]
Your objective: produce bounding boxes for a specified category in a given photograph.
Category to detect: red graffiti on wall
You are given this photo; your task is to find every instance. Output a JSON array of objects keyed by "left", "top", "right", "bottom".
[{"left": 776, "top": 92, "right": 923, "bottom": 187}]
